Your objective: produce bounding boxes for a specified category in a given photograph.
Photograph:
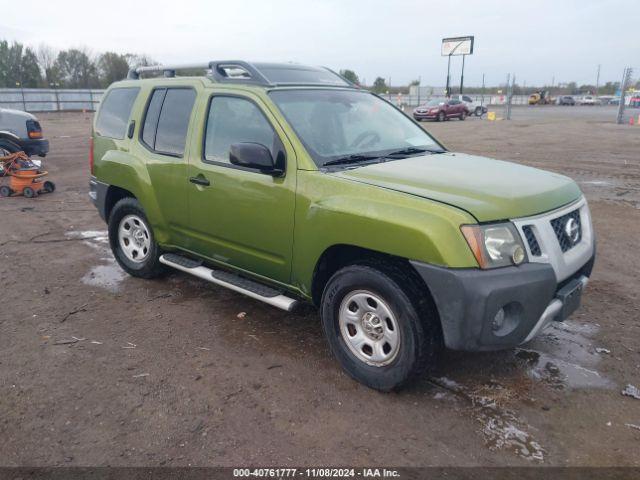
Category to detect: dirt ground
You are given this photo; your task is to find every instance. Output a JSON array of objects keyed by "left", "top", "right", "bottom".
[{"left": 0, "top": 106, "right": 639, "bottom": 467}]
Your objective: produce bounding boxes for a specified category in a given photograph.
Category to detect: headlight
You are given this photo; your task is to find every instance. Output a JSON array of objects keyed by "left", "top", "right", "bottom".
[{"left": 460, "top": 223, "right": 527, "bottom": 269}]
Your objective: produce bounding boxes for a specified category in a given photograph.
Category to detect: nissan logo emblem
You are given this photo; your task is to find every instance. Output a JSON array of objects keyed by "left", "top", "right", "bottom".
[{"left": 564, "top": 217, "right": 580, "bottom": 244}]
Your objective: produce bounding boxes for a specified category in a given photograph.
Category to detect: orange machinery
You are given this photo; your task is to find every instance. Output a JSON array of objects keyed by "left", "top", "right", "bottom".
[{"left": 0, "top": 151, "right": 55, "bottom": 198}]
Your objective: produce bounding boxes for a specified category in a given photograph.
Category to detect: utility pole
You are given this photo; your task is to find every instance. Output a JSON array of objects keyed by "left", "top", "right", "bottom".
[
  {"left": 595, "top": 64, "right": 601, "bottom": 96},
  {"left": 417, "top": 75, "right": 421, "bottom": 106},
  {"left": 481, "top": 73, "right": 485, "bottom": 108},
  {"left": 617, "top": 67, "right": 633, "bottom": 124}
]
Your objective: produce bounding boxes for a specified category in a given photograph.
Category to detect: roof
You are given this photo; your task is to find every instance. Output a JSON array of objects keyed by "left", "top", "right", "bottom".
[{"left": 127, "top": 61, "right": 356, "bottom": 89}]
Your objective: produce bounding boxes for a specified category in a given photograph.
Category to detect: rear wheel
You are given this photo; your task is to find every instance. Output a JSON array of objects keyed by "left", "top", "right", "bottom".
[
  {"left": 475, "top": 106, "right": 483, "bottom": 116},
  {"left": 437, "top": 111, "right": 445, "bottom": 122},
  {"left": 43, "top": 181, "right": 55, "bottom": 193},
  {"left": 0, "top": 186, "right": 12, "bottom": 197},
  {"left": 460, "top": 111, "right": 467, "bottom": 120},
  {"left": 321, "top": 262, "right": 440, "bottom": 391},
  {"left": 23, "top": 186, "right": 36, "bottom": 198},
  {"left": 108, "top": 197, "right": 166, "bottom": 279}
]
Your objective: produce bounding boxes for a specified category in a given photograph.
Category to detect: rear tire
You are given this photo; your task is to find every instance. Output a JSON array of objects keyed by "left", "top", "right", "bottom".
[
  {"left": 108, "top": 197, "right": 166, "bottom": 279},
  {"left": 320, "top": 262, "right": 440, "bottom": 391},
  {"left": 23, "top": 186, "right": 36, "bottom": 198},
  {"left": 460, "top": 111, "right": 467, "bottom": 120},
  {"left": 475, "top": 106, "right": 482, "bottom": 116},
  {"left": 437, "top": 111, "right": 445, "bottom": 122},
  {"left": 0, "top": 186, "right": 12, "bottom": 197}
]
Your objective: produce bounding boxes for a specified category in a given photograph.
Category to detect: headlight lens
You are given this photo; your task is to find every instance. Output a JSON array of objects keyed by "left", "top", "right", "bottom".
[{"left": 461, "top": 223, "right": 527, "bottom": 269}]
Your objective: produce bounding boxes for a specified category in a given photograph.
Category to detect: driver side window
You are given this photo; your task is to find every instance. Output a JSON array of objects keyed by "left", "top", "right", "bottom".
[{"left": 204, "top": 96, "right": 276, "bottom": 165}]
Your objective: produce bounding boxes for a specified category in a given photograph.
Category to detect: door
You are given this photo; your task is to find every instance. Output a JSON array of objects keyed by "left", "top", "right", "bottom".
[{"left": 184, "top": 93, "right": 296, "bottom": 284}]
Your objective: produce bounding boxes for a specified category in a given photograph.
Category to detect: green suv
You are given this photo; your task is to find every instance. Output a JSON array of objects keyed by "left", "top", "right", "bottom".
[{"left": 90, "top": 61, "right": 595, "bottom": 391}]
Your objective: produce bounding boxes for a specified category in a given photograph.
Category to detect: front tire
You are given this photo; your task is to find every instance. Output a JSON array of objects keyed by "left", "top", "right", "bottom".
[
  {"left": 108, "top": 197, "right": 165, "bottom": 279},
  {"left": 437, "top": 111, "right": 445, "bottom": 122},
  {"left": 320, "top": 263, "right": 440, "bottom": 391}
]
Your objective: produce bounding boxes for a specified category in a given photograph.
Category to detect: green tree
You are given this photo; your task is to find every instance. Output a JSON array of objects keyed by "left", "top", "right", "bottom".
[
  {"left": 20, "top": 48, "right": 42, "bottom": 87},
  {"left": 55, "top": 48, "right": 98, "bottom": 88},
  {"left": 372, "top": 76, "right": 387, "bottom": 93},
  {"left": 0, "top": 40, "right": 42, "bottom": 87},
  {"left": 339, "top": 69, "right": 360, "bottom": 85},
  {"left": 409, "top": 79, "right": 420, "bottom": 86},
  {"left": 98, "top": 52, "right": 130, "bottom": 86}
]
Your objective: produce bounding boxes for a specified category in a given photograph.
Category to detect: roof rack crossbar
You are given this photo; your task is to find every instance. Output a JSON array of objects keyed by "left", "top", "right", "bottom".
[{"left": 127, "top": 63, "right": 210, "bottom": 80}]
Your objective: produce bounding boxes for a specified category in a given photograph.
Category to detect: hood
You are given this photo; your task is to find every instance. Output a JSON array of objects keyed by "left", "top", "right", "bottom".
[{"left": 331, "top": 152, "right": 581, "bottom": 222}]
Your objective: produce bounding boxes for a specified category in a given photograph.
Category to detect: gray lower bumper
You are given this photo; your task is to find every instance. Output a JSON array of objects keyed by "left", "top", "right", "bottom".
[
  {"left": 410, "top": 256, "right": 595, "bottom": 351},
  {"left": 89, "top": 176, "right": 109, "bottom": 222}
]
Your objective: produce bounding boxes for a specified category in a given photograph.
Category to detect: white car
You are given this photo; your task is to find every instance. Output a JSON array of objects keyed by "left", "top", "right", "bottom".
[
  {"left": 579, "top": 95, "right": 600, "bottom": 106},
  {"left": 450, "top": 94, "right": 488, "bottom": 116}
]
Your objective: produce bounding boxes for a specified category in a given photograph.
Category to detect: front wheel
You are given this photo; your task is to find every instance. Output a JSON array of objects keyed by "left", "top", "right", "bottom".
[
  {"left": 460, "top": 111, "right": 467, "bottom": 120},
  {"left": 475, "top": 106, "right": 483, "bottom": 116},
  {"left": 437, "top": 111, "right": 445, "bottom": 122},
  {"left": 108, "top": 197, "right": 166, "bottom": 279},
  {"left": 320, "top": 263, "right": 440, "bottom": 391}
]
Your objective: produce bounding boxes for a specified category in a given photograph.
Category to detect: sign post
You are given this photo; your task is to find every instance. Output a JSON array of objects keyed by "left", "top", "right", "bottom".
[{"left": 441, "top": 36, "right": 474, "bottom": 97}]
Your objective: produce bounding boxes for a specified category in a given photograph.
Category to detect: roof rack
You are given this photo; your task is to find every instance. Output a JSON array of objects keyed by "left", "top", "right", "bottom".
[{"left": 126, "top": 61, "right": 355, "bottom": 88}]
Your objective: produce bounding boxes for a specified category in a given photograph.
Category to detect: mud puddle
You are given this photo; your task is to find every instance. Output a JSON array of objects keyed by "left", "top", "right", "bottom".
[
  {"left": 431, "top": 377, "right": 545, "bottom": 462},
  {"left": 66, "top": 230, "right": 127, "bottom": 292},
  {"left": 516, "top": 320, "right": 613, "bottom": 390}
]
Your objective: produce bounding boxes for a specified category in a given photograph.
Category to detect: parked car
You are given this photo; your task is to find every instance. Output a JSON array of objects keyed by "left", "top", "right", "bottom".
[
  {"left": 0, "top": 108, "right": 49, "bottom": 175},
  {"left": 629, "top": 94, "right": 640, "bottom": 108},
  {"left": 413, "top": 98, "right": 470, "bottom": 121},
  {"left": 450, "top": 94, "right": 488, "bottom": 116},
  {"left": 607, "top": 97, "right": 621, "bottom": 105},
  {"left": 579, "top": 95, "right": 600, "bottom": 106},
  {"left": 90, "top": 61, "right": 596, "bottom": 391},
  {"left": 557, "top": 95, "right": 575, "bottom": 106}
]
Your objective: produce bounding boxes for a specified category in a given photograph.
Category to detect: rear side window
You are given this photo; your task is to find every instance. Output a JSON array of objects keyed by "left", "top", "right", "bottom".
[
  {"left": 141, "top": 88, "right": 196, "bottom": 156},
  {"left": 95, "top": 88, "right": 139, "bottom": 139},
  {"left": 204, "top": 96, "right": 276, "bottom": 164}
]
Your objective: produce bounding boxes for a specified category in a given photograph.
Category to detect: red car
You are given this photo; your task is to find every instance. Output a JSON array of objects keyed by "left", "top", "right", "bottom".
[
  {"left": 630, "top": 94, "right": 640, "bottom": 108},
  {"left": 413, "top": 98, "right": 470, "bottom": 121}
]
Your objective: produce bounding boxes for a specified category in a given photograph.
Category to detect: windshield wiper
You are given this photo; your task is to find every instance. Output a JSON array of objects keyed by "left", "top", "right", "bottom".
[
  {"left": 384, "top": 147, "right": 444, "bottom": 157},
  {"left": 323, "top": 154, "right": 382, "bottom": 167}
]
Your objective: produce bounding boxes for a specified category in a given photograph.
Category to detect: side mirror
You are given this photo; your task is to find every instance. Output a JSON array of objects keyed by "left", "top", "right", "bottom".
[{"left": 229, "top": 142, "right": 283, "bottom": 176}]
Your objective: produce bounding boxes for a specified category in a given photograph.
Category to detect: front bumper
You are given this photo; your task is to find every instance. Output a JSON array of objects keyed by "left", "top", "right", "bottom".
[
  {"left": 413, "top": 113, "right": 438, "bottom": 120},
  {"left": 19, "top": 138, "right": 49, "bottom": 157},
  {"left": 410, "top": 252, "right": 595, "bottom": 351}
]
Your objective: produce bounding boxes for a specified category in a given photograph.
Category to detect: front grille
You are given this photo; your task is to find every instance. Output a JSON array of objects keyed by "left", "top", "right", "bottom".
[
  {"left": 522, "top": 225, "right": 541, "bottom": 256},
  {"left": 550, "top": 209, "right": 582, "bottom": 253}
]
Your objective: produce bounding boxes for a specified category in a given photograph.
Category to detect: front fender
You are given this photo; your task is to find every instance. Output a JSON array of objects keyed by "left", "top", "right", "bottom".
[{"left": 292, "top": 171, "right": 478, "bottom": 296}]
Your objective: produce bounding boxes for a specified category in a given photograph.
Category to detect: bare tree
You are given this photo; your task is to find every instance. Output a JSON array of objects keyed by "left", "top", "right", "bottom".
[{"left": 37, "top": 44, "right": 59, "bottom": 85}]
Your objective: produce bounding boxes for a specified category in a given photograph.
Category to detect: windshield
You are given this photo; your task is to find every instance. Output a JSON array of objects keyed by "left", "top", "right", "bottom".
[
  {"left": 425, "top": 99, "right": 442, "bottom": 106},
  {"left": 269, "top": 89, "right": 441, "bottom": 166}
]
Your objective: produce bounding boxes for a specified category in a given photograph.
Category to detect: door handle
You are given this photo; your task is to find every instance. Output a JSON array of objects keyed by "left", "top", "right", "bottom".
[{"left": 189, "top": 175, "right": 210, "bottom": 187}]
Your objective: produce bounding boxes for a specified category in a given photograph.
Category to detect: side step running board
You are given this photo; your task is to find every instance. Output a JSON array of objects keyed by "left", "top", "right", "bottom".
[{"left": 159, "top": 253, "right": 299, "bottom": 312}]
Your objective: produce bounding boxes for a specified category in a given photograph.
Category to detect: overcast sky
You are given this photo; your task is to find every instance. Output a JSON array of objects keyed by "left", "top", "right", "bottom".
[{"left": 1, "top": 0, "right": 637, "bottom": 87}]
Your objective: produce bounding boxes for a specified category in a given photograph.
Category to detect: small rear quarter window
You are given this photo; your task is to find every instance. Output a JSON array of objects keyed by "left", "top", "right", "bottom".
[{"left": 95, "top": 87, "right": 140, "bottom": 139}]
